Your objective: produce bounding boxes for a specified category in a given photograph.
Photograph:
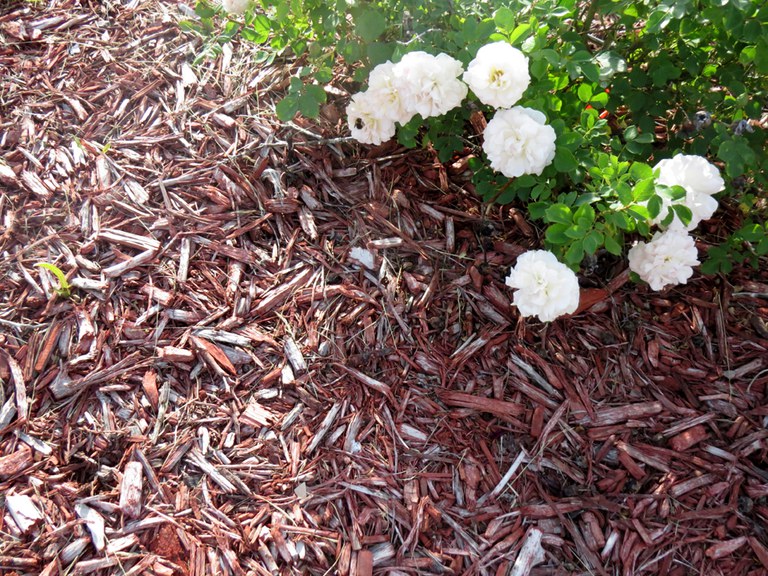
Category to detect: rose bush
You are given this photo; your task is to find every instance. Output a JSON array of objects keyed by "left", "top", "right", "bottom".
[{"left": 190, "top": 0, "right": 767, "bottom": 319}]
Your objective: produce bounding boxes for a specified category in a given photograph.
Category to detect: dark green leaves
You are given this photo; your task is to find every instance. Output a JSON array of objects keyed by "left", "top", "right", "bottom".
[
  {"left": 242, "top": 15, "right": 271, "bottom": 43},
  {"left": 276, "top": 80, "right": 327, "bottom": 121},
  {"left": 353, "top": 9, "right": 387, "bottom": 43},
  {"left": 545, "top": 203, "right": 573, "bottom": 225}
]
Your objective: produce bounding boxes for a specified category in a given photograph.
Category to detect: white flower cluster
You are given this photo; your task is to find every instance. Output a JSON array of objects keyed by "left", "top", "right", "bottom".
[
  {"left": 630, "top": 154, "right": 724, "bottom": 291},
  {"left": 628, "top": 229, "right": 699, "bottom": 291},
  {"left": 483, "top": 107, "right": 556, "bottom": 177},
  {"left": 505, "top": 250, "right": 580, "bottom": 322},
  {"left": 347, "top": 52, "right": 467, "bottom": 145},
  {"left": 649, "top": 154, "right": 725, "bottom": 231},
  {"left": 467, "top": 42, "right": 555, "bottom": 178},
  {"left": 347, "top": 42, "right": 555, "bottom": 180},
  {"left": 463, "top": 41, "right": 530, "bottom": 109},
  {"left": 221, "top": 0, "right": 251, "bottom": 15}
]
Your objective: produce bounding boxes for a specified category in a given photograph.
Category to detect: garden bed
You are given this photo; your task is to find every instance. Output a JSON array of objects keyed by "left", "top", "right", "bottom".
[{"left": 0, "top": 1, "right": 767, "bottom": 575}]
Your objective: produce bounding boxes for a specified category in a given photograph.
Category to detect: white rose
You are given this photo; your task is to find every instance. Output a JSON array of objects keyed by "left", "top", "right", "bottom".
[
  {"left": 346, "top": 91, "right": 397, "bottom": 145},
  {"left": 628, "top": 228, "right": 700, "bottom": 291},
  {"left": 393, "top": 51, "right": 468, "bottom": 118},
  {"left": 483, "top": 107, "right": 557, "bottom": 177},
  {"left": 367, "top": 62, "right": 412, "bottom": 125},
  {"left": 221, "top": 0, "right": 250, "bottom": 14},
  {"left": 649, "top": 154, "right": 724, "bottom": 230},
  {"left": 463, "top": 41, "right": 530, "bottom": 109},
  {"left": 657, "top": 154, "right": 725, "bottom": 196},
  {"left": 505, "top": 250, "right": 580, "bottom": 322}
]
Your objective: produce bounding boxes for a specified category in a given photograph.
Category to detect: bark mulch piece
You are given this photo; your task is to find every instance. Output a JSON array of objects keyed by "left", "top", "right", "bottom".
[{"left": 1, "top": 1, "right": 767, "bottom": 575}]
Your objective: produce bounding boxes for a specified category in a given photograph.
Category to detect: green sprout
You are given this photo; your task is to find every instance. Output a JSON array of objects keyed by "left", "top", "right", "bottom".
[{"left": 35, "top": 263, "right": 72, "bottom": 298}]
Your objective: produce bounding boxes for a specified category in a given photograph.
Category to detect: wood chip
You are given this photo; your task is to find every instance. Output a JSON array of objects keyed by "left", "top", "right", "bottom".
[
  {"left": 0, "top": 446, "right": 33, "bottom": 478},
  {"left": 119, "top": 461, "right": 144, "bottom": 518},
  {"left": 510, "top": 527, "right": 546, "bottom": 576},
  {"left": 6, "top": 492, "right": 43, "bottom": 534},
  {"left": 75, "top": 503, "right": 106, "bottom": 552}
]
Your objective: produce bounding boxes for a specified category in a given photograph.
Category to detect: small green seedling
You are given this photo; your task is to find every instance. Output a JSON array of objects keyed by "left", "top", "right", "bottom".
[{"left": 35, "top": 263, "right": 72, "bottom": 298}]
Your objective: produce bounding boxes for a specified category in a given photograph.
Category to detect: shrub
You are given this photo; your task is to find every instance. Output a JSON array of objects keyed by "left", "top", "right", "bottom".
[{"left": 186, "top": 0, "right": 767, "bottom": 283}]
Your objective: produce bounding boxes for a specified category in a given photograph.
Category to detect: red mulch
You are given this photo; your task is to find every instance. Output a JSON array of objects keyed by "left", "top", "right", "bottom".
[{"left": 1, "top": 1, "right": 767, "bottom": 575}]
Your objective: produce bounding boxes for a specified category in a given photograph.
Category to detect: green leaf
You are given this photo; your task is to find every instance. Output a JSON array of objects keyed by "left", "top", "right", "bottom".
[
  {"left": 246, "top": 15, "right": 271, "bottom": 43},
  {"left": 580, "top": 62, "right": 601, "bottom": 83},
  {"left": 617, "top": 183, "right": 633, "bottom": 206},
  {"left": 590, "top": 91, "right": 609, "bottom": 108},
  {"left": 739, "top": 223, "right": 766, "bottom": 242},
  {"left": 667, "top": 185, "right": 687, "bottom": 202},
  {"left": 220, "top": 20, "right": 240, "bottom": 42},
  {"left": 571, "top": 50, "right": 592, "bottom": 63},
  {"left": 545, "top": 204, "right": 573, "bottom": 225},
  {"left": 645, "top": 9, "right": 672, "bottom": 33},
  {"left": 528, "top": 202, "right": 548, "bottom": 220},
  {"left": 634, "top": 131, "right": 655, "bottom": 144},
  {"left": 275, "top": 95, "right": 299, "bottom": 121},
  {"left": 564, "top": 226, "right": 587, "bottom": 239},
  {"left": 632, "top": 178, "right": 655, "bottom": 202},
  {"left": 554, "top": 148, "right": 578, "bottom": 173},
  {"left": 656, "top": 207, "right": 673, "bottom": 227},
  {"left": 315, "top": 67, "right": 333, "bottom": 83},
  {"left": 607, "top": 211, "right": 630, "bottom": 231},
  {"left": 577, "top": 83, "right": 593, "bottom": 103},
  {"left": 583, "top": 230, "right": 604, "bottom": 255},
  {"left": 305, "top": 84, "right": 327, "bottom": 102},
  {"left": 558, "top": 131, "right": 583, "bottom": 150},
  {"left": 179, "top": 20, "right": 203, "bottom": 34},
  {"left": 354, "top": 9, "right": 387, "bottom": 43},
  {"left": 755, "top": 38, "right": 768, "bottom": 74},
  {"left": 718, "top": 139, "right": 756, "bottom": 178},
  {"left": 545, "top": 223, "right": 570, "bottom": 244},
  {"left": 530, "top": 183, "right": 551, "bottom": 202},
  {"left": 701, "top": 245, "right": 733, "bottom": 274},
  {"left": 366, "top": 41, "right": 395, "bottom": 66},
  {"left": 509, "top": 23, "right": 531, "bottom": 44},
  {"left": 289, "top": 77, "right": 303, "bottom": 92},
  {"left": 595, "top": 51, "right": 627, "bottom": 81},
  {"left": 493, "top": 7, "right": 516, "bottom": 32},
  {"left": 650, "top": 59, "right": 681, "bottom": 86},
  {"left": 297, "top": 94, "right": 319, "bottom": 118},
  {"left": 397, "top": 116, "right": 421, "bottom": 148},
  {"left": 627, "top": 205, "right": 651, "bottom": 221},
  {"left": 574, "top": 203, "right": 595, "bottom": 225},
  {"left": 647, "top": 195, "right": 663, "bottom": 220},
  {"left": 671, "top": 204, "right": 693, "bottom": 228},
  {"left": 565, "top": 240, "right": 584, "bottom": 265},
  {"left": 604, "top": 234, "right": 622, "bottom": 255},
  {"left": 625, "top": 91, "right": 647, "bottom": 113},
  {"left": 36, "top": 263, "right": 71, "bottom": 297},
  {"left": 195, "top": 1, "right": 217, "bottom": 18}
]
